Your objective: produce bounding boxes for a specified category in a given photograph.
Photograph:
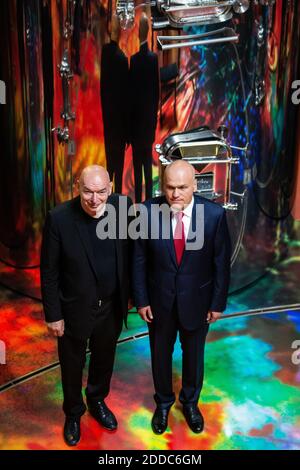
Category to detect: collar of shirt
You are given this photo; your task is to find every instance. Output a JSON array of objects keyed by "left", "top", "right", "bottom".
[
  {"left": 140, "top": 39, "right": 148, "bottom": 48},
  {"left": 171, "top": 196, "right": 194, "bottom": 220},
  {"left": 90, "top": 204, "right": 106, "bottom": 220},
  {"left": 183, "top": 196, "right": 194, "bottom": 219},
  {"left": 171, "top": 196, "right": 194, "bottom": 240}
]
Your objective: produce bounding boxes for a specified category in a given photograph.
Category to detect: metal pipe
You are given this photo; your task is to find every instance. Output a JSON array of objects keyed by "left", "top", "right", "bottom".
[{"left": 157, "top": 27, "right": 239, "bottom": 50}]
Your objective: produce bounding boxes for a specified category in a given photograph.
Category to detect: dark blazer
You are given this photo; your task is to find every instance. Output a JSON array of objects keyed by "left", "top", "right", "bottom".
[
  {"left": 132, "top": 195, "right": 231, "bottom": 330},
  {"left": 100, "top": 41, "right": 129, "bottom": 143},
  {"left": 40, "top": 194, "right": 133, "bottom": 339},
  {"left": 129, "top": 42, "right": 159, "bottom": 145}
]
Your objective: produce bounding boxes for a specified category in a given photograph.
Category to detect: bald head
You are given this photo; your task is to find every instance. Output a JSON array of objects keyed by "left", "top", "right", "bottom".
[
  {"left": 164, "top": 160, "right": 195, "bottom": 182},
  {"left": 163, "top": 160, "right": 197, "bottom": 210},
  {"left": 78, "top": 165, "right": 112, "bottom": 218},
  {"left": 79, "top": 165, "right": 110, "bottom": 187}
]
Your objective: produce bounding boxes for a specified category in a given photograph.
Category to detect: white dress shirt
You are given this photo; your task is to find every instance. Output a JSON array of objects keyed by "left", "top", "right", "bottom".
[{"left": 171, "top": 196, "right": 194, "bottom": 241}]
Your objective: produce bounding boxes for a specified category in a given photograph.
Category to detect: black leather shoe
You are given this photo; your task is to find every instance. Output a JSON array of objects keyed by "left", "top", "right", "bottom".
[
  {"left": 63, "top": 416, "right": 81, "bottom": 446},
  {"left": 151, "top": 406, "right": 170, "bottom": 435},
  {"left": 88, "top": 400, "right": 117, "bottom": 431},
  {"left": 183, "top": 405, "right": 204, "bottom": 434}
]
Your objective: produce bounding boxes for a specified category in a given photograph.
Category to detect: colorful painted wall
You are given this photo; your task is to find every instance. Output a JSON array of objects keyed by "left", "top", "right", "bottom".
[{"left": 0, "top": 0, "right": 299, "bottom": 292}]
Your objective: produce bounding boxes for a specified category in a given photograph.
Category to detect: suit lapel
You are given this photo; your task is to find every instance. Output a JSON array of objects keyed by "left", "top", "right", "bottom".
[
  {"left": 159, "top": 198, "right": 177, "bottom": 269},
  {"left": 74, "top": 197, "right": 100, "bottom": 281},
  {"left": 178, "top": 197, "right": 197, "bottom": 267},
  {"left": 187, "top": 198, "right": 197, "bottom": 243},
  {"left": 108, "top": 195, "right": 122, "bottom": 279}
]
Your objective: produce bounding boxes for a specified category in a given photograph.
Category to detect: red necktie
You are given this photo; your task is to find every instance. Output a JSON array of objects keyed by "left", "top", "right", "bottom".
[{"left": 173, "top": 211, "right": 185, "bottom": 265}]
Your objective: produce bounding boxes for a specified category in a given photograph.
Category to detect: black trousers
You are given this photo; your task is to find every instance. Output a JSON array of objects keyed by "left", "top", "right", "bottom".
[
  {"left": 105, "top": 141, "right": 126, "bottom": 194},
  {"left": 57, "top": 297, "right": 122, "bottom": 418},
  {"left": 132, "top": 143, "right": 153, "bottom": 203},
  {"left": 148, "top": 303, "right": 209, "bottom": 409}
]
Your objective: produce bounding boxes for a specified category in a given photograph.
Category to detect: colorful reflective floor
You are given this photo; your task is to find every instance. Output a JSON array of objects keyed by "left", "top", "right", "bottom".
[{"left": 0, "top": 255, "right": 300, "bottom": 450}]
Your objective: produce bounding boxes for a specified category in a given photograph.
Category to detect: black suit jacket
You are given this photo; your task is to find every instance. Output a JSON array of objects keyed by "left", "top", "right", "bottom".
[
  {"left": 40, "top": 194, "right": 133, "bottom": 339},
  {"left": 132, "top": 195, "right": 231, "bottom": 330},
  {"left": 100, "top": 41, "right": 129, "bottom": 143},
  {"left": 129, "top": 43, "right": 159, "bottom": 146}
]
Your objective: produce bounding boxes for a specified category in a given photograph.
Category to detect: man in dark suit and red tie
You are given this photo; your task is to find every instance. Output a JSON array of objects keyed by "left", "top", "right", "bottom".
[{"left": 132, "top": 160, "right": 231, "bottom": 434}]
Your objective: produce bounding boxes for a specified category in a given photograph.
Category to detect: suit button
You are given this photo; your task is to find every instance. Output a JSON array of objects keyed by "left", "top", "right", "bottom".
[{"left": 98, "top": 300, "right": 102, "bottom": 307}]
